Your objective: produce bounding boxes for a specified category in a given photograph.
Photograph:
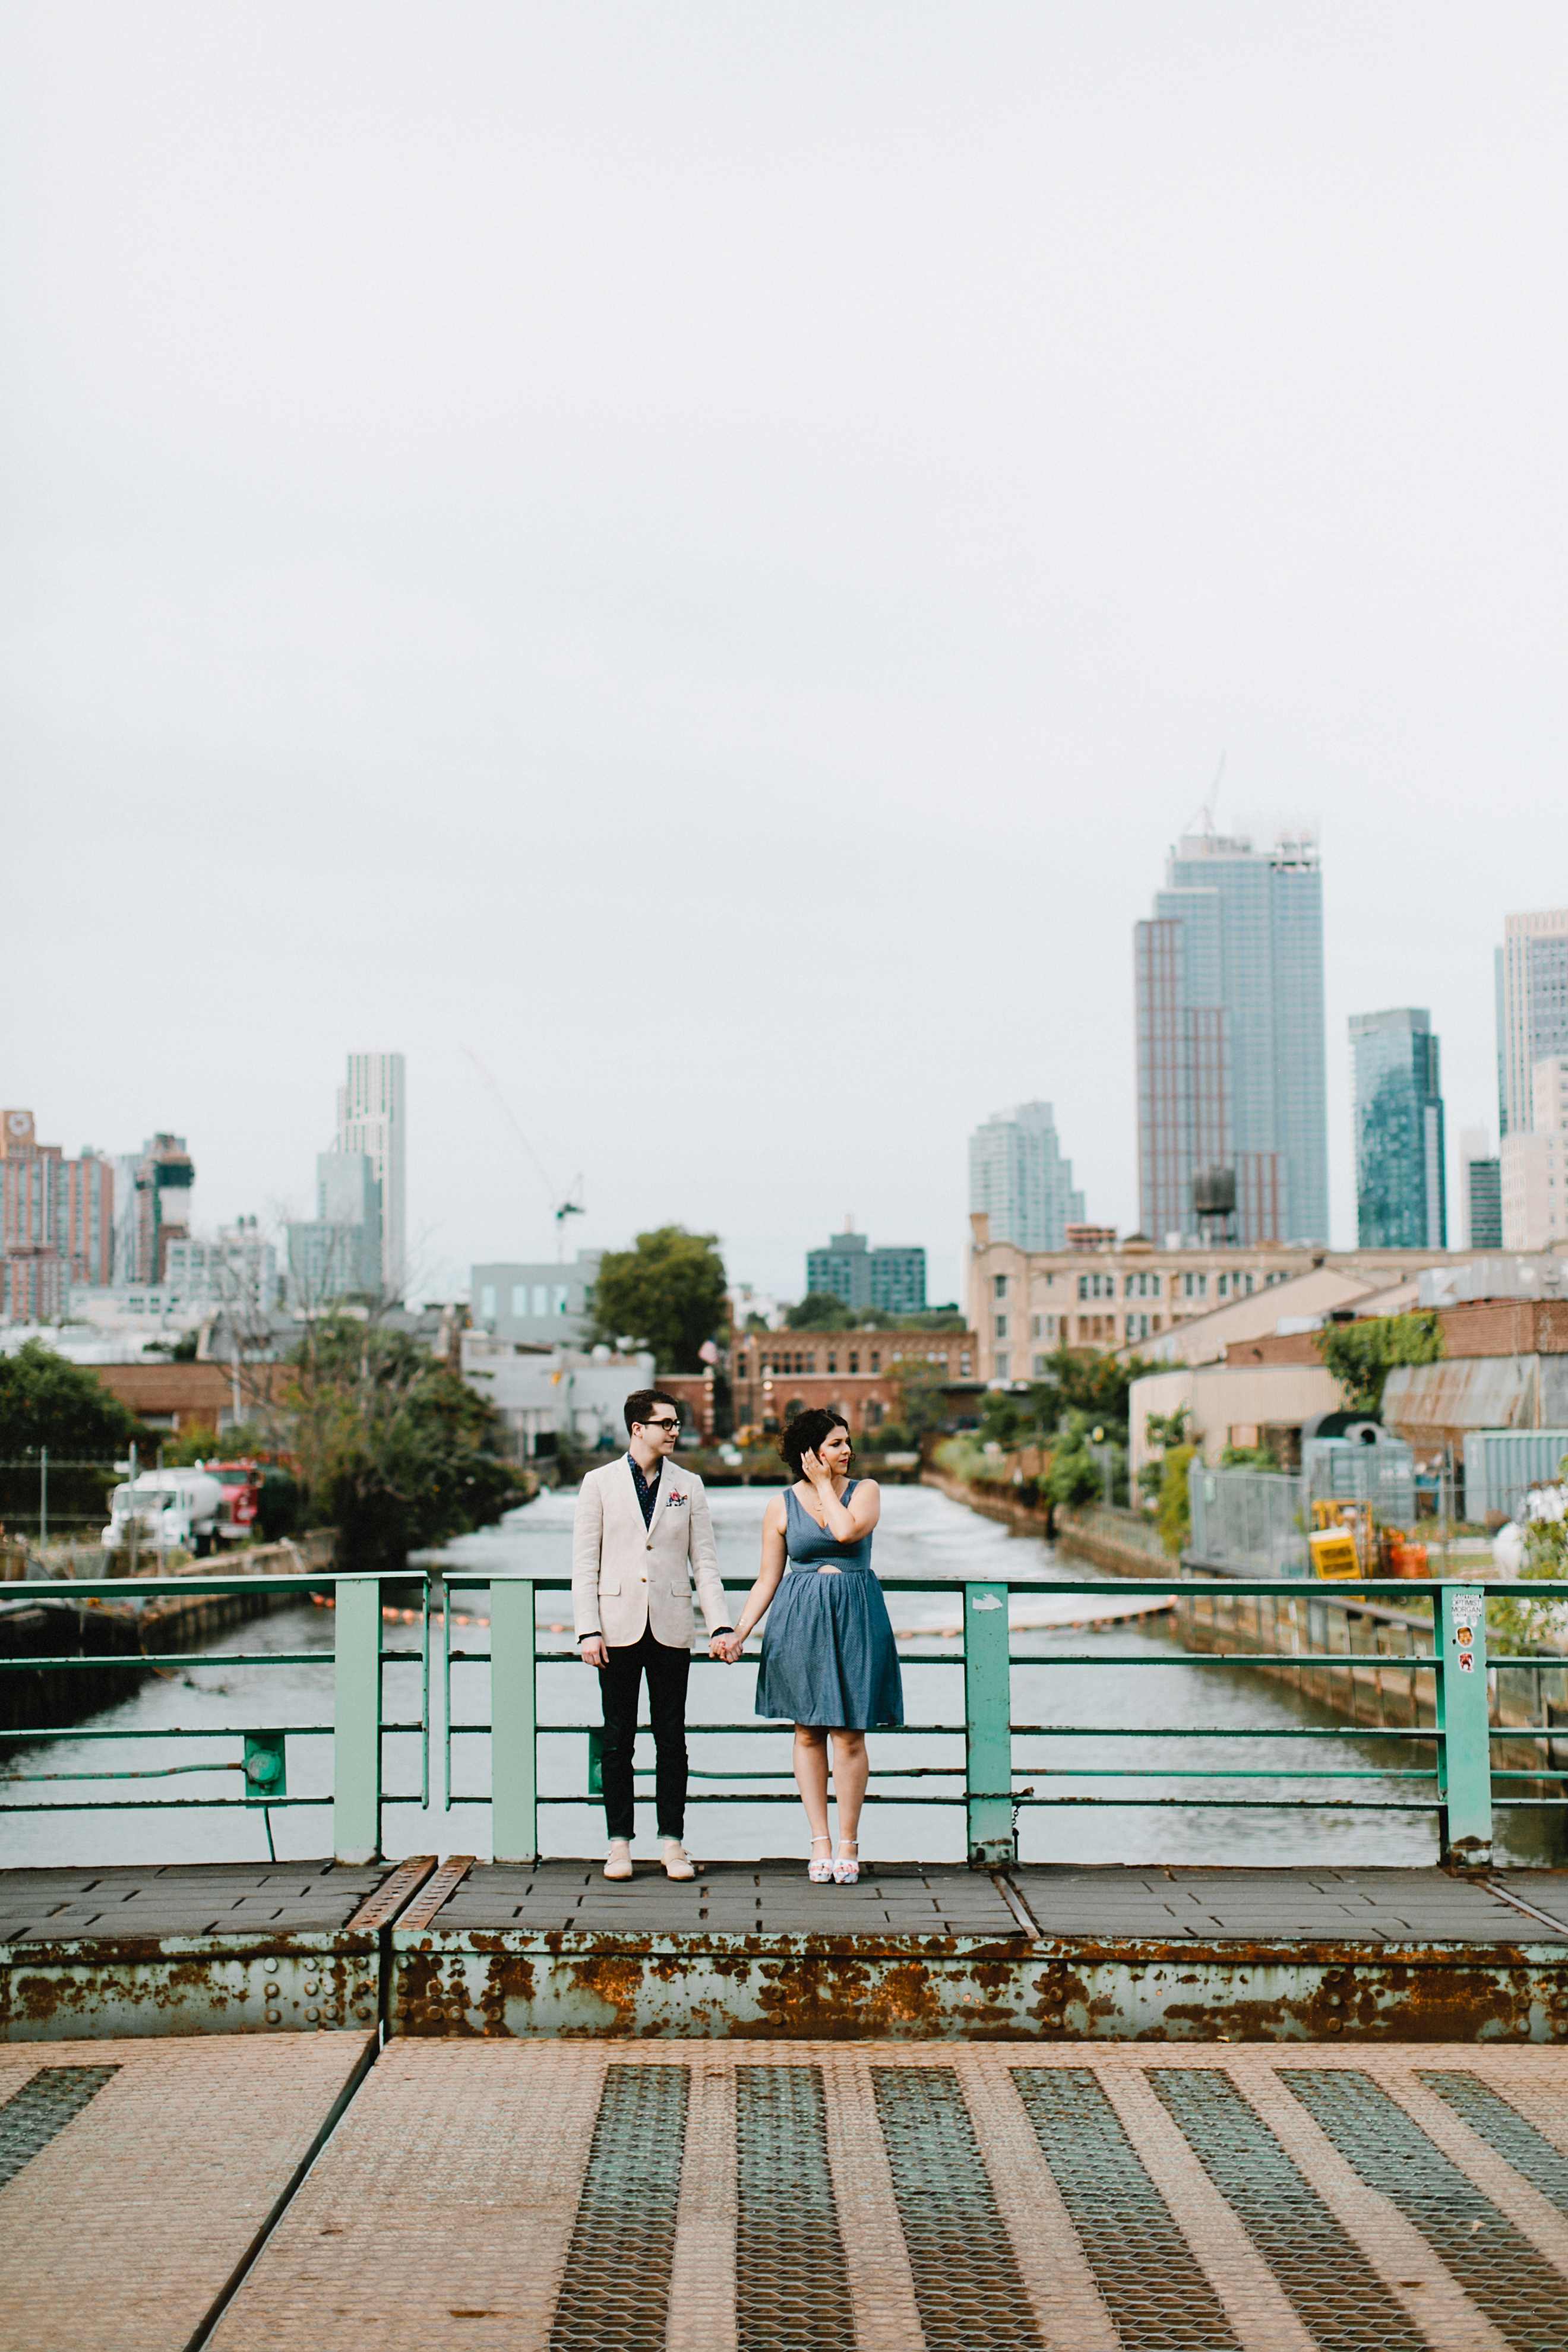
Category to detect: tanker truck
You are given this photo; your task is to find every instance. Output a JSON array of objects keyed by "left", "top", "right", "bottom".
[{"left": 101, "top": 1469, "right": 226, "bottom": 1557}]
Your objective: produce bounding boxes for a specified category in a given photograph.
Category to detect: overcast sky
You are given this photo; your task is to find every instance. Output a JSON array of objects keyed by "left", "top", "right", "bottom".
[{"left": 6, "top": 4, "right": 1566, "bottom": 1307}]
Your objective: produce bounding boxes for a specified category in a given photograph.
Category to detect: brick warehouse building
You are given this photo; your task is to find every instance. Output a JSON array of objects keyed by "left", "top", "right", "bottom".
[
  {"left": 83, "top": 1360, "right": 291, "bottom": 1437},
  {"left": 725, "top": 1326, "right": 979, "bottom": 1437}
]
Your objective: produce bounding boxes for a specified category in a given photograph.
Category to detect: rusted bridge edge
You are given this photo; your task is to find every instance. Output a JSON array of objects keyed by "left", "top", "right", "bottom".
[{"left": 5, "top": 1859, "right": 1568, "bottom": 2045}]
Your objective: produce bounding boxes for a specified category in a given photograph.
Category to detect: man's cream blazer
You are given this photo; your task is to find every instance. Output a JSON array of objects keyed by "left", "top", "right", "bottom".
[{"left": 571, "top": 1455, "right": 729, "bottom": 1650}]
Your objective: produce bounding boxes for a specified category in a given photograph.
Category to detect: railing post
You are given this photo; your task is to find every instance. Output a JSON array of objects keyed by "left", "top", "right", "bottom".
[
  {"left": 491, "top": 1578, "right": 538, "bottom": 1863},
  {"left": 1437, "top": 1585, "right": 1492, "bottom": 1868},
  {"left": 964, "top": 1580, "right": 1013, "bottom": 1866},
  {"left": 333, "top": 1577, "right": 382, "bottom": 1864}
]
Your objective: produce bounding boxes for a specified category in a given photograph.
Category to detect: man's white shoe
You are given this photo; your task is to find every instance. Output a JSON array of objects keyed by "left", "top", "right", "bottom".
[
  {"left": 660, "top": 1839, "right": 696, "bottom": 1882},
  {"left": 603, "top": 1839, "right": 633, "bottom": 1881}
]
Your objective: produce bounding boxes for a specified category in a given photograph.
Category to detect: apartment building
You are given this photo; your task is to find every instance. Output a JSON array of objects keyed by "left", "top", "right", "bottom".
[
  {"left": 967, "top": 1210, "right": 1478, "bottom": 1383},
  {"left": 1, "top": 1109, "right": 115, "bottom": 1322}
]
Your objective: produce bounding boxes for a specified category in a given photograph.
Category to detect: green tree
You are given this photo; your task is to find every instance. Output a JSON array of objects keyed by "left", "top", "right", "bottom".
[
  {"left": 1048, "top": 1436, "right": 1104, "bottom": 1509},
  {"left": 1319, "top": 1312, "right": 1443, "bottom": 1416},
  {"left": 890, "top": 1361, "right": 953, "bottom": 1446},
  {"left": 588, "top": 1227, "right": 729, "bottom": 1371},
  {"left": 0, "top": 1342, "right": 134, "bottom": 1456},
  {"left": 1221, "top": 1441, "right": 1280, "bottom": 1471},
  {"left": 1030, "top": 1346, "right": 1151, "bottom": 1439},
  {"left": 287, "top": 1318, "right": 523, "bottom": 1570},
  {"left": 1137, "top": 1405, "right": 1194, "bottom": 1503},
  {"left": 1157, "top": 1442, "right": 1199, "bottom": 1557},
  {"left": 785, "top": 1291, "right": 858, "bottom": 1331},
  {"left": 164, "top": 1420, "right": 279, "bottom": 1467}
]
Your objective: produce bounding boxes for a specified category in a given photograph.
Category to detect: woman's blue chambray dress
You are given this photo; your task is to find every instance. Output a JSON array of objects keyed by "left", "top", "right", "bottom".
[{"left": 754, "top": 1481, "right": 904, "bottom": 1730}]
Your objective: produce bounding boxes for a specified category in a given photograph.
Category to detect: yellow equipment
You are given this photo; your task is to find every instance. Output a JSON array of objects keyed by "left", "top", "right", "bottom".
[{"left": 1308, "top": 1528, "right": 1363, "bottom": 1581}]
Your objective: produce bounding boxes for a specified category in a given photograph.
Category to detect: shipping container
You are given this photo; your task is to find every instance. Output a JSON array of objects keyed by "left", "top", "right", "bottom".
[{"left": 1462, "top": 1428, "right": 1568, "bottom": 1525}]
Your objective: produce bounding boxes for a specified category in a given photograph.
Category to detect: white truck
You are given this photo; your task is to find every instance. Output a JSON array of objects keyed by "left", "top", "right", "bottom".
[{"left": 102, "top": 1470, "right": 226, "bottom": 1557}]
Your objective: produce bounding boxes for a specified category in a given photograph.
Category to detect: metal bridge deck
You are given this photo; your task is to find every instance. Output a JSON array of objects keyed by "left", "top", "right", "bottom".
[
  {"left": 6, "top": 1860, "right": 1568, "bottom": 2043},
  {"left": 5, "top": 2034, "right": 1568, "bottom": 2349}
]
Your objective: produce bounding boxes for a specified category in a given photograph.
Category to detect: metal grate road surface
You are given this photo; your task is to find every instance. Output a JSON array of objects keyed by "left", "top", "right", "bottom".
[
  {"left": 736, "top": 2066, "right": 856, "bottom": 2352},
  {"left": 21, "top": 2039, "right": 1560, "bottom": 2352},
  {"left": 546, "top": 2062, "right": 688, "bottom": 2352},
  {"left": 1149, "top": 2068, "right": 1428, "bottom": 2352},
  {"left": 0, "top": 2066, "right": 118, "bottom": 2192},
  {"left": 1014, "top": 2068, "right": 1241, "bottom": 2351},
  {"left": 1285, "top": 2069, "right": 1568, "bottom": 2352}
]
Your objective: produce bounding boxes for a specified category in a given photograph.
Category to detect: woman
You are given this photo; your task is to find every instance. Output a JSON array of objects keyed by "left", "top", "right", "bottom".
[{"left": 716, "top": 1408, "right": 902, "bottom": 1884}]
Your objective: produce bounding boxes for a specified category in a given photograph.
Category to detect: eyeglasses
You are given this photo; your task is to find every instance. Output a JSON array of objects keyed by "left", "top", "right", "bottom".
[{"left": 643, "top": 1417, "right": 682, "bottom": 1433}]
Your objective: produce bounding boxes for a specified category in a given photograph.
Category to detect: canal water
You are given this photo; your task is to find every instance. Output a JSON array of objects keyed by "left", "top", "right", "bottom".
[{"left": 4, "top": 1481, "right": 1560, "bottom": 1869}]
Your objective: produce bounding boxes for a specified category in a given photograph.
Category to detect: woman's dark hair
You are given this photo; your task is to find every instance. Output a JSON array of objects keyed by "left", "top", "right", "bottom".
[{"left": 778, "top": 1408, "right": 850, "bottom": 1477}]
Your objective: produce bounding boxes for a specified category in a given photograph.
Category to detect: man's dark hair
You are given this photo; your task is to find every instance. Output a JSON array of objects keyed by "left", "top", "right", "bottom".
[
  {"left": 624, "top": 1387, "right": 682, "bottom": 1436},
  {"left": 778, "top": 1407, "right": 850, "bottom": 1475}
]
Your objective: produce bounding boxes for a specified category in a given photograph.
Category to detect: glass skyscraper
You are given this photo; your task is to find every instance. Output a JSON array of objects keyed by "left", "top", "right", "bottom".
[
  {"left": 1497, "top": 909, "right": 1568, "bottom": 1138},
  {"left": 1134, "top": 831, "right": 1327, "bottom": 1245},
  {"left": 1459, "top": 1124, "right": 1503, "bottom": 1251},
  {"left": 968, "top": 1101, "right": 1085, "bottom": 1251},
  {"left": 1350, "top": 1008, "right": 1446, "bottom": 1250}
]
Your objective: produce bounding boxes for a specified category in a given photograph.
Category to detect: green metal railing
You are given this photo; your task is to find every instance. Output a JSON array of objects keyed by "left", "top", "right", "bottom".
[
  {"left": 442, "top": 1570, "right": 1568, "bottom": 1872},
  {"left": 0, "top": 1570, "right": 428, "bottom": 1864},
  {"left": 5, "top": 1569, "right": 1568, "bottom": 1870}
]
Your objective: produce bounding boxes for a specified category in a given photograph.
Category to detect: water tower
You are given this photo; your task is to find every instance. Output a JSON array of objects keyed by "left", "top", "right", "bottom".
[{"left": 1192, "top": 1165, "right": 1237, "bottom": 1247}]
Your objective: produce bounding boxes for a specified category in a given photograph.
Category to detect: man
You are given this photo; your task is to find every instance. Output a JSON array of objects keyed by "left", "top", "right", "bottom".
[{"left": 572, "top": 1389, "right": 732, "bottom": 1881}]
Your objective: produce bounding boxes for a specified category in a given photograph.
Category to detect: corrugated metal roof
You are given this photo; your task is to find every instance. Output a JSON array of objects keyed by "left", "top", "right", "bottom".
[{"left": 1383, "top": 1357, "right": 1533, "bottom": 1432}]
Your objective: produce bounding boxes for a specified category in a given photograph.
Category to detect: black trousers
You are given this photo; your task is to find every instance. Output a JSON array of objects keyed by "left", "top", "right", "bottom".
[{"left": 598, "top": 1626, "right": 691, "bottom": 1841}]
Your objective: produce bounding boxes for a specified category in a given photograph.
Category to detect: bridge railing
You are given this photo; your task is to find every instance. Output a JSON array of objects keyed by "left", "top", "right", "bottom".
[
  {"left": 7, "top": 1569, "right": 1568, "bottom": 1872},
  {"left": 0, "top": 1570, "right": 428, "bottom": 1864},
  {"left": 444, "top": 1570, "right": 1568, "bottom": 1872}
]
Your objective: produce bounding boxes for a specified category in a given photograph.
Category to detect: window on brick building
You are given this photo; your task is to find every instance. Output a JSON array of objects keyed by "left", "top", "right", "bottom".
[{"left": 994, "top": 1313, "right": 1008, "bottom": 1339}]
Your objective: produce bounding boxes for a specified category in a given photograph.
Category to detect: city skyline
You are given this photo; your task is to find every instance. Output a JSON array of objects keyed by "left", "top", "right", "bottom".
[{"left": 8, "top": 10, "right": 1566, "bottom": 1304}]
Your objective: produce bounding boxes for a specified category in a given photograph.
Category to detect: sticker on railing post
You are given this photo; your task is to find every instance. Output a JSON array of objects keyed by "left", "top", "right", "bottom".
[
  {"left": 1452, "top": 1594, "right": 1484, "bottom": 1627},
  {"left": 1456, "top": 1652, "right": 1476, "bottom": 1673},
  {"left": 970, "top": 1592, "right": 1003, "bottom": 1611}
]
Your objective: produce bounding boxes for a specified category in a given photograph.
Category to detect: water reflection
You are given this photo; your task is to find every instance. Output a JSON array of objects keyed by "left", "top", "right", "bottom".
[{"left": 4, "top": 1480, "right": 1558, "bottom": 1867}]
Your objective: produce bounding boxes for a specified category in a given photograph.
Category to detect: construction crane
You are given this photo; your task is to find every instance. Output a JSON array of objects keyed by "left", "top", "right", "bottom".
[
  {"left": 462, "top": 1048, "right": 586, "bottom": 1261},
  {"left": 1181, "top": 751, "right": 1226, "bottom": 840}
]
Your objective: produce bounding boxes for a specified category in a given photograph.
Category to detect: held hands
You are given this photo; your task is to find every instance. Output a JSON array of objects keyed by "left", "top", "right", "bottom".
[{"left": 710, "top": 1632, "right": 744, "bottom": 1662}]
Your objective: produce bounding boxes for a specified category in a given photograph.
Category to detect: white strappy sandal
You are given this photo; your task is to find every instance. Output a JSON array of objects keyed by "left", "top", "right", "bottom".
[
  {"left": 808, "top": 1835, "right": 835, "bottom": 1884},
  {"left": 833, "top": 1838, "right": 860, "bottom": 1886}
]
